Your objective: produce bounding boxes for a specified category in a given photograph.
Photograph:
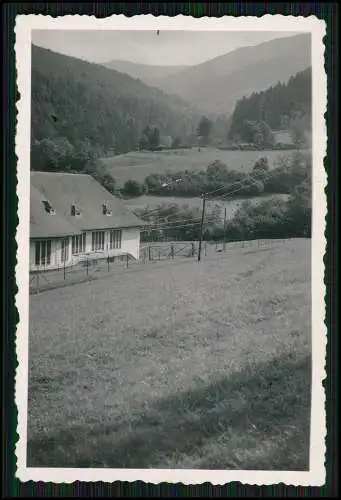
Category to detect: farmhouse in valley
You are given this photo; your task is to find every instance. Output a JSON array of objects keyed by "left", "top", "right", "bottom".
[
  {"left": 30, "top": 172, "right": 145, "bottom": 271},
  {"left": 273, "top": 130, "right": 296, "bottom": 148}
]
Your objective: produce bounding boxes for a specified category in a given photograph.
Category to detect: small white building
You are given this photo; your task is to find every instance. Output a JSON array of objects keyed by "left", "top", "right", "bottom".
[
  {"left": 30, "top": 172, "right": 145, "bottom": 272},
  {"left": 273, "top": 130, "right": 296, "bottom": 148}
]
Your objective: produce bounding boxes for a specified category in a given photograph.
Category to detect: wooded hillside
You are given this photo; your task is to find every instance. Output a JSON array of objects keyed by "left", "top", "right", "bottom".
[
  {"left": 228, "top": 68, "right": 312, "bottom": 145},
  {"left": 31, "top": 45, "right": 199, "bottom": 157},
  {"left": 149, "top": 34, "right": 311, "bottom": 115}
]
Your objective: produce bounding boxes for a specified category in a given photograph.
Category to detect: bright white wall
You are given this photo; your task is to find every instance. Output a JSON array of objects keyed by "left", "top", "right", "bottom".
[
  {"left": 29, "top": 228, "right": 141, "bottom": 271},
  {"left": 121, "top": 228, "right": 140, "bottom": 260},
  {"left": 83, "top": 227, "right": 140, "bottom": 260},
  {"left": 29, "top": 236, "right": 72, "bottom": 271}
]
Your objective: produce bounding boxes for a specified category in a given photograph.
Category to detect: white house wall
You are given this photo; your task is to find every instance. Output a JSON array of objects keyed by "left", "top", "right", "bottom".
[
  {"left": 29, "top": 228, "right": 141, "bottom": 271},
  {"left": 120, "top": 228, "right": 140, "bottom": 260},
  {"left": 29, "top": 237, "right": 73, "bottom": 272},
  {"left": 83, "top": 227, "right": 140, "bottom": 260}
]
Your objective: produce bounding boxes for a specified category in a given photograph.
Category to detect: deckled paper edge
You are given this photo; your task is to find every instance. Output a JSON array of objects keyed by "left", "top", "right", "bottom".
[{"left": 14, "top": 13, "right": 327, "bottom": 486}]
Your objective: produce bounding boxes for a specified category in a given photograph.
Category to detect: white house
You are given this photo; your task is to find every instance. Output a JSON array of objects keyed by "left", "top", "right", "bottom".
[
  {"left": 273, "top": 130, "right": 296, "bottom": 148},
  {"left": 30, "top": 172, "right": 145, "bottom": 272}
]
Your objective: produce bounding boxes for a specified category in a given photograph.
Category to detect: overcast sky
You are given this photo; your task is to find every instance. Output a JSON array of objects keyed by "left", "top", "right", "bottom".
[{"left": 32, "top": 30, "right": 299, "bottom": 66}]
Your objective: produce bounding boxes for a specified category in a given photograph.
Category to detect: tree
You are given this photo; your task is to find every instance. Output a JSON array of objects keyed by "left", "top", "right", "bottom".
[
  {"left": 197, "top": 116, "right": 213, "bottom": 146},
  {"left": 253, "top": 157, "right": 269, "bottom": 172},
  {"left": 253, "top": 132, "right": 264, "bottom": 148},
  {"left": 240, "top": 177, "right": 264, "bottom": 196},
  {"left": 228, "top": 68, "right": 311, "bottom": 142},
  {"left": 240, "top": 120, "right": 258, "bottom": 143},
  {"left": 101, "top": 173, "right": 116, "bottom": 194},
  {"left": 206, "top": 161, "right": 230, "bottom": 188},
  {"left": 252, "top": 157, "right": 270, "bottom": 180},
  {"left": 84, "top": 161, "right": 117, "bottom": 194},
  {"left": 259, "top": 121, "right": 274, "bottom": 147},
  {"left": 289, "top": 112, "right": 310, "bottom": 146},
  {"left": 139, "top": 126, "right": 160, "bottom": 151},
  {"left": 171, "top": 136, "right": 182, "bottom": 149},
  {"left": 149, "top": 127, "right": 160, "bottom": 150},
  {"left": 122, "top": 180, "right": 143, "bottom": 197}
]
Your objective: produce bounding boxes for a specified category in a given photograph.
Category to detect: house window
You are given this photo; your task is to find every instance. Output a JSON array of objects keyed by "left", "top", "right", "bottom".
[
  {"left": 35, "top": 240, "right": 52, "bottom": 266},
  {"left": 42, "top": 200, "right": 56, "bottom": 215},
  {"left": 91, "top": 231, "right": 105, "bottom": 251},
  {"left": 110, "top": 230, "right": 122, "bottom": 249},
  {"left": 71, "top": 204, "right": 82, "bottom": 217},
  {"left": 102, "top": 203, "right": 112, "bottom": 216},
  {"left": 72, "top": 233, "right": 86, "bottom": 255},
  {"left": 61, "top": 238, "right": 69, "bottom": 262}
]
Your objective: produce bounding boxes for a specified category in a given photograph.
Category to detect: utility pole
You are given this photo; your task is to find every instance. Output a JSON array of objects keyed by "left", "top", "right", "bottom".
[
  {"left": 223, "top": 207, "right": 227, "bottom": 252},
  {"left": 198, "top": 192, "right": 207, "bottom": 262}
]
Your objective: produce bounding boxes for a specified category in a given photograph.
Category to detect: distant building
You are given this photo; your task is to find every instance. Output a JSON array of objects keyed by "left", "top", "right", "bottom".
[
  {"left": 160, "top": 135, "right": 172, "bottom": 148},
  {"left": 30, "top": 172, "right": 145, "bottom": 271},
  {"left": 273, "top": 130, "right": 295, "bottom": 147}
]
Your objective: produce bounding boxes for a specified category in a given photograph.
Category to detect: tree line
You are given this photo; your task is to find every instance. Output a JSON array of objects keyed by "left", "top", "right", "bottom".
[
  {"left": 31, "top": 45, "right": 200, "bottom": 157},
  {"left": 120, "top": 153, "right": 310, "bottom": 200},
  {"left": 228, "top": 68, "right": 312, "bottom": 147},
  {"left": 137, "top": 155, "right": 311, "bottom": 243}
]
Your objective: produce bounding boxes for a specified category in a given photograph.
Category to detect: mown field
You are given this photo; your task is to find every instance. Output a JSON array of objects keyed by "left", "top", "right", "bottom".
[
  {"left": 102, "top": 148, "right": 307, "bottom": 186},
  {"left": 122, "top": 193, "right": 291, "bottom": 219},
  {"left": 27, "top": 238, "right": 311, "bottom": 469}
]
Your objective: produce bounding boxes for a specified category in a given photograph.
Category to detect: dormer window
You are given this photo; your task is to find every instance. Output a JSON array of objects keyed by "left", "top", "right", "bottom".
[
  {"left": 71, "top": 204, "right": 82, "bottom": 217},
  {"left": 102, "top": 203, "right": 112, "bottom": 216},
  {"left": 42, "top": 200, "right": 56, "bottom": 215}
]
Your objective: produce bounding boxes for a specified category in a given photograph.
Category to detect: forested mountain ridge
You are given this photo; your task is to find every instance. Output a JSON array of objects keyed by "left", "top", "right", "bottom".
[
  {"left": 145, "top": 34, "right": 311, "bottom": 115},
  {"left": 31, "top": 45, "right": 200, "bottom": 155},
  {"left": 103, "top": 60, "right": 189, "bottom": 86},
  {"left": 228, "top": 68, "right": 312, "bottom": 145}
]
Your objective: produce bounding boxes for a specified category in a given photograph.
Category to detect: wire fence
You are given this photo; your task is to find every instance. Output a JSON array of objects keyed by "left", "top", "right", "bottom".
[
  {"left": 29, "top": 238, "right": 290, "bottom": 295},
  {"left": 29, "top": 253, "right": 134, "bottom": 295}
]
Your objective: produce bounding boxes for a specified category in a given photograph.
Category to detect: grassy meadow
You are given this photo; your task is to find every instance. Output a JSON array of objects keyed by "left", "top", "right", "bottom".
[
  {"left": 27, "top": 238, "right": 311, "bottom": 470},
  {"left": 101, "top": 148, "right": 306, "bottom": 187}
]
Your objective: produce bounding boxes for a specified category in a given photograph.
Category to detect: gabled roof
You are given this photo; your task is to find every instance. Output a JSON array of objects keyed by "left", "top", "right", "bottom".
[
  {"left": 30, "top": 172, "right": 145, "bottom": 238},
  {"left": 30, "top": 184, "right": 81, "bottom": 238}
]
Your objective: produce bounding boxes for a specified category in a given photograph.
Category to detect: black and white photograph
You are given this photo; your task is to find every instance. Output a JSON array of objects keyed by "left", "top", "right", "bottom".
[{"left": 15, "top": 15, "right": 326, "bottom": 485}]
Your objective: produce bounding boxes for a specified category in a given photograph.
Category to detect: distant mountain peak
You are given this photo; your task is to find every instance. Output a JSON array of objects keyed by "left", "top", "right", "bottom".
[{"left": 103, "top": 33, "right": 311, "bottom": 116}]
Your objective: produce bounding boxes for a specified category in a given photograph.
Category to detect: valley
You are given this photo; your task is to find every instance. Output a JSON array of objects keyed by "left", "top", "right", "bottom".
[{"left": 101, "top": 147, "right": 307, "bottom": 186}]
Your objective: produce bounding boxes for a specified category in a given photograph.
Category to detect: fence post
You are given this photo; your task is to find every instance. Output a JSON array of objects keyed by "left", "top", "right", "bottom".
[
  {"left": 204, "top": 241, "right": 207, "bottom": 256},
  {"left": 126, "top": 254, "right": 129, "bottom": 269}
]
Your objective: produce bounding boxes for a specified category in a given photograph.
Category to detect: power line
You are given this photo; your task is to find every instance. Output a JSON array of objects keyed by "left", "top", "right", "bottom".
[
  {"left": 133, "top": 170, "right": 267, "bottom": 218},
  {"left": 143, "top": 214, "right": 218, "bottom": 232},
  {"left": 141, "top": 172, "right": 278, "bottom": 232},
  {"left": 138, "top": 167, "right": 287, "bottom": 234},
  {"left": 145, "top": 220, "right": 208, "bottom": 232},
  {"left": 136, "top": 168, "right": 278, "bottom": 218},
  {"left": 216, "top": 169, "right": 282, "bottom": 202}
]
